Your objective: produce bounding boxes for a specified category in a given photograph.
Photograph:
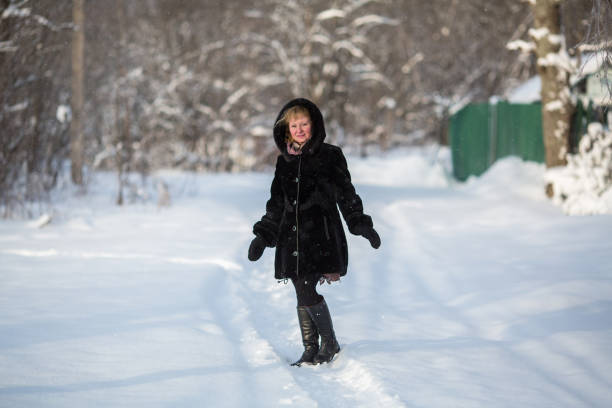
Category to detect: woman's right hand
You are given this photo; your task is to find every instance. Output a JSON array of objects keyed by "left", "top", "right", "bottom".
[
  {"left": 353, "top": 224, "right": 381, "bottom": 249},
  {"left": 363, "top": 227, "right": 381, "bottom": 249},
  {"left": 248, "top": 236, "right": 266, "bottom": 261}
]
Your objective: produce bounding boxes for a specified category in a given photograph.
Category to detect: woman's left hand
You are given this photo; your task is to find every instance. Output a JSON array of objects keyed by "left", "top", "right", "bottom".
[{"left": 320, "top": 273, "right": 341, "bottom": 285}]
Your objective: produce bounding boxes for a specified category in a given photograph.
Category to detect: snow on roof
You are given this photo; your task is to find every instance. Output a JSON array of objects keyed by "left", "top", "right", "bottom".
[
  {"left": 505, "top": 52, "right": 608, "bottom": 103},
  {"left": 506, "top": 76, "right": 541, "bottom": 103},
  {"left": 570, "top": 52, "right": 609, "bottom": 86},
  {"left": 577, "top": 52, "right": 608, "bottom": 76}
]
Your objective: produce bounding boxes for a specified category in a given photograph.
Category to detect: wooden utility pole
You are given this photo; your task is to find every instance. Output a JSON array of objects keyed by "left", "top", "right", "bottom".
[
  {"left": 115, "top": 0, "right": 130, "bottom": 205},
  {"left": 71, "top": 0, "right": 85, "bottom": 185},
  {"left": 530, "top": 0, "right": 572, "bottom": 170}
]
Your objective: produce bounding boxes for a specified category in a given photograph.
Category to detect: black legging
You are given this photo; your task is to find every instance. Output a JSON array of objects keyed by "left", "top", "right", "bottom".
[{"left": 291, "top": 276, "right": 324, "bottom": 307}]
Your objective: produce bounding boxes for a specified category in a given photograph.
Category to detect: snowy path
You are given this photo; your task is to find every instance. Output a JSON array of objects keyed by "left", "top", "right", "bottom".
[{"left": 1, "top": 152, "right": 612, "bottom": 407}]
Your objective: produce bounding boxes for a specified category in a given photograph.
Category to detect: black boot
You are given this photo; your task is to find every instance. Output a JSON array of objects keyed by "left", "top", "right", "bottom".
[
  {"left": 307, "top": 299, "right": 340, "bottom": 364},
  {"left": 291, "top": 306, "right": 319, "bottom": 366}
]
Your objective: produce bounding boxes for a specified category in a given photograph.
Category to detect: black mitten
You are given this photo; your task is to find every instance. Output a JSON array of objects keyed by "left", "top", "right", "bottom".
[
  {"left": 364, "top": 227, "right": 380, "bottom": 249},
  {"left": 248, "top": 235, "right": 266, "bottom": 261},
  {"left": 353, "top": 223, "right": 381, "bottom": 249}
]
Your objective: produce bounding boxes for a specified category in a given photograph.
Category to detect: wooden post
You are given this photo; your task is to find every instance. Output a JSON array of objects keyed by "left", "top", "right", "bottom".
[{"left": 71, "top": 0, "right": 85, "bottom": 185}]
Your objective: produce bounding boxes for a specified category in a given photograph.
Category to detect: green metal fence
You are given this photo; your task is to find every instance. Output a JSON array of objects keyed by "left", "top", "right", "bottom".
[
  {"left": 449, "top": 101, "right": 544, "bottom": 181},
  {"left": 449, "top": 100, "right": 605, "bottom": 181}
]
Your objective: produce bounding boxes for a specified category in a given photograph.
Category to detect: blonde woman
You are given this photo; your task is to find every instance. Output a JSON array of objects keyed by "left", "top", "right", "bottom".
[{"left": 248, "top": 98, "right": 380, "bottom": 366}]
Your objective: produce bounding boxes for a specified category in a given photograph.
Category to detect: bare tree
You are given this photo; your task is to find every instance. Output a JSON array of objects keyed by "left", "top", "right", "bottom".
[
  {"left": 1, "top": 0, "right": 72, "bottom": 215},
  {"left": 3, "top": 0, "right": 593, "bottom": 211},
  {"left": 584, "top": 0, "right": 612, "bottom": 49},
  {"left": 530, "top": 0, "right": 573, "bottom": 171},
  {"left": 581, "top": 0, "right": 612, "bottom": 97},
  {"left": 250, "top": 0, "right": 399, "bottom": 146},
  {"left": 390, "top": 0, "right": 534, "bottom": 146},
  {"left": 71, "top": 0, "right": 84, "bottom": 185}
]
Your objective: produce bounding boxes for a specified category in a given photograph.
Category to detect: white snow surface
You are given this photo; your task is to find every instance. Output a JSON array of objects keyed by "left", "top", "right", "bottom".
[{"left": 1, "top": 147, "right": 612, "bottom": 407}]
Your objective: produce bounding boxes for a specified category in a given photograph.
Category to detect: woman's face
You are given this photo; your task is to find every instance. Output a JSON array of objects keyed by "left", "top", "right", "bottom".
[{"left": 288, "top": 114, "right": 312, "bottom": 144}]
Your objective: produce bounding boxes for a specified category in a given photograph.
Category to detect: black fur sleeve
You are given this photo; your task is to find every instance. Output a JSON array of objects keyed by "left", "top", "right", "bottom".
[
  {"left": 332, "top": 147, "right": 373, "bottom": 234},
  {"left": 252, "top": 157, "right": 284, "bottom": 247}
]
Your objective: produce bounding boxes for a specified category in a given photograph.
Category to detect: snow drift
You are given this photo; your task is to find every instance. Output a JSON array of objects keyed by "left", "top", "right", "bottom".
[{"left": 1, "top": 147, "right": 611, "bottom": 407}]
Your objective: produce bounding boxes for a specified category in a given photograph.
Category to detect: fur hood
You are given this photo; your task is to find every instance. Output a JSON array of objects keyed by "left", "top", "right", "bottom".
[{"left": 273, "top": 98, "right": 327, "bottom": 160}]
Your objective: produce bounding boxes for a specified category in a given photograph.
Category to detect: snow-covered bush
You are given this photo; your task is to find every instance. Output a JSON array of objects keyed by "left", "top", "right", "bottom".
[{"left": 545, "top": 123, "right": 612, "bottom": 215}]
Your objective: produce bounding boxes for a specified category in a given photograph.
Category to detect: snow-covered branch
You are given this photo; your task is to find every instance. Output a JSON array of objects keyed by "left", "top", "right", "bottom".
[
  {"left": 1, "top": 2, "right": 31, "bottom": 19},
  {"left": 316, "top": 9, "right": 346, "bottom": 21},
  {"left": 2, "top": 2, "right": 72, "bottom": 32},
  {"left": 220, "top": 86, "right": 250, "bottom": 116},
  {"left": 0, "top": 41, "right": 18, "bottom": 53},
  {"left": 546, "top": 123, "right": 612, "bottom": 215},
  {"left": 332, "top": 40, "right": 365, "bottom": 58},
  {"left": 352, "top": 15, "right": 399, "bottom": 28},
  {"left": 507, "top": 39, "right": 535, "bottom": 53},
  {"left": 536, "top": 51, "right": 575, "bottom": 74}
]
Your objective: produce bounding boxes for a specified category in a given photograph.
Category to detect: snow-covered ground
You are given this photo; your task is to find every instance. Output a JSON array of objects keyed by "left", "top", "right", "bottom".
[{"left": 1, "top": 147, "right": 611, "bottom": 407}]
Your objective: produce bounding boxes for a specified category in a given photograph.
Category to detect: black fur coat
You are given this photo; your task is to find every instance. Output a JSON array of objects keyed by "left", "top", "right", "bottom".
[{"left": 252, "top": 98, "right": 375, "bottom": 281}]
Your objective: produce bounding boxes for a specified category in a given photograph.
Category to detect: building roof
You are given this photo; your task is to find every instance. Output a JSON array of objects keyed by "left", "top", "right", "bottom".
[{"left": 506, "top": 76, "right": 541, "bottom": 103}]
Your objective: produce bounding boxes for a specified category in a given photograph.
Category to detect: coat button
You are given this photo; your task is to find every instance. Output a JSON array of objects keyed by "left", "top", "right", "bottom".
[
  {"left": 292, "top": 251, "right": 298, "bottom": 257},
  {"left": 292, "top": 225, "right": 297, "bottom": 231}
]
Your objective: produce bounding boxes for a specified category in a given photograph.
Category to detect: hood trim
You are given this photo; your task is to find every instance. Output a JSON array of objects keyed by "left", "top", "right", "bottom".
[{"left": 273, "top": 98, "right": 326, "bottom": 160}]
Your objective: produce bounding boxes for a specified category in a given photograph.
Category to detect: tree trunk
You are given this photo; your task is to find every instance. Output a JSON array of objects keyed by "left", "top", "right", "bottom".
[
  {"left": 115, "top": 0, "right": 131, "bottom": 205},
  {"left": 530, "top": 0, "right": 572, "bottom": 170},
  {"left": 71, "top": 0, "right": 85, "bottom": 185}
]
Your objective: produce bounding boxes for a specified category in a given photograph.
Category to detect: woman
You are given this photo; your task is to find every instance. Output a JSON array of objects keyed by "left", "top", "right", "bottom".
[{"left": 248, "top": 98, "right": 380, "bottom": 366}]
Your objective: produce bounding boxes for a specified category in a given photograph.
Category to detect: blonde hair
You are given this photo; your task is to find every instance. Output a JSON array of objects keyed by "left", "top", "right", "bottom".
[{"left": 277, "top": 106, "right": 311, "bottom": 143}]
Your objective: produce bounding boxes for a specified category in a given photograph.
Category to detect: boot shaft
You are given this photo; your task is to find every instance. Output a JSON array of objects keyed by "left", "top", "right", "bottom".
[
  {"left": 292, "top": 306, "right": 319, "bottom": 366},
  {"left": 305, "top": 299, "right": 335, "bottom": 338},
  {"left": 297, "top": 306, "right": 319, "bottom": 348},
  {"left": 305, "top": 299, "right": 340, "bottom": 364}
]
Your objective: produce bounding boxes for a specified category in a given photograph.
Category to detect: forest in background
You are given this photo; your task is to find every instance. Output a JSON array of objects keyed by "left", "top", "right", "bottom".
[{"left": 0, "top": 0, "right": 595, "bottom": 209}]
